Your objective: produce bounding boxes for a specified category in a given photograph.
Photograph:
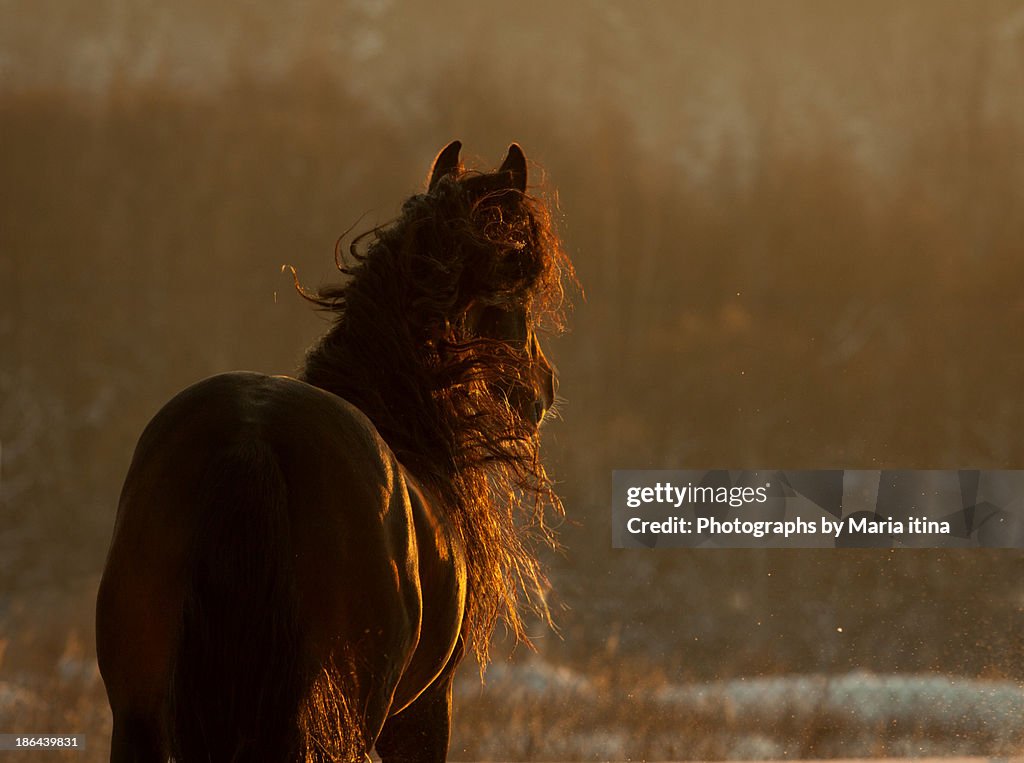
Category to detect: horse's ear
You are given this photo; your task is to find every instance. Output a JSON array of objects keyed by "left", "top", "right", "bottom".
[
  {"left": 498, "top": 143, "right": 527, "bottom": 192},
  {"left": 428, "top": 140, "right": 462, "bottom": 191}
]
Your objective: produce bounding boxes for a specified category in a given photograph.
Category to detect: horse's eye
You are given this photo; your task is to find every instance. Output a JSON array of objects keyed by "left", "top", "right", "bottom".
[{"left": 475, "top": 307, "right": 528, "bottom": 346}]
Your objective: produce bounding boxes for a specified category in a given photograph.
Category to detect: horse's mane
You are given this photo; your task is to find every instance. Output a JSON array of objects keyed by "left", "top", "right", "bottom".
[{"left": 299, "top": 167, "right": 574, "bottom": 663}]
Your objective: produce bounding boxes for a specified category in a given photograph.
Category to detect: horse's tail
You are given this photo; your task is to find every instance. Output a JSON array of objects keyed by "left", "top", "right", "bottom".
[{"left": 169, "top": 437, "right": 307, "bottom": 762}]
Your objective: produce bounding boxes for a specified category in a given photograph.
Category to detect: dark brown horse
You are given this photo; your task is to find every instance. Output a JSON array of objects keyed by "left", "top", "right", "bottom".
[{"left": 96, "top": 141, "right": 573, "bottom": 762}]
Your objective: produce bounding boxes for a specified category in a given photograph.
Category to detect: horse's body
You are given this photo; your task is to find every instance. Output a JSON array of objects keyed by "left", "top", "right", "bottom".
[
  {"left": 98, "top": 372, "right": 465, "bottom": 760},
  {"left": 96, "top": 142, "right": 571, "bottom": 762}
]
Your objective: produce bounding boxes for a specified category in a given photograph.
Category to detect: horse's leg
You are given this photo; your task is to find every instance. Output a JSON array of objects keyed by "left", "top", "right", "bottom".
[
  {"left": 374, "top": 670, "right": 457, "bottom": 763},
  {"left": 108, "top": 711, "right": 164, "bottom": 763},
  {"left": 98, "top": 567, "right": 178, "bottom": 763}
]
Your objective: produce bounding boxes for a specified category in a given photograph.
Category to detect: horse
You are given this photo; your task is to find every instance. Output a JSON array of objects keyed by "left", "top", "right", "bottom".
[{"left": 95, "top": 141, "right": 574, "bottom": 762}]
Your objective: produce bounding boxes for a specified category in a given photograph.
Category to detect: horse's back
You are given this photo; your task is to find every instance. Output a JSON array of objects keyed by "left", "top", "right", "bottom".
[{"left": 97, "top": 371, "right": 446, "bottom": 758}]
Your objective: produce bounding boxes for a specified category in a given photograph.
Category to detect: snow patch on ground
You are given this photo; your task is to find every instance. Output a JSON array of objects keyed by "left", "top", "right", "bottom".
[{"left": 455, "top": 660, "right": 1024, "bottom": 759}]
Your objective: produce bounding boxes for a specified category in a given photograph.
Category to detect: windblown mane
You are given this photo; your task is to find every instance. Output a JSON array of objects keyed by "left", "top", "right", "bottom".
[{"left": 299, "top": 167, "right": 574, "bottom": 663}]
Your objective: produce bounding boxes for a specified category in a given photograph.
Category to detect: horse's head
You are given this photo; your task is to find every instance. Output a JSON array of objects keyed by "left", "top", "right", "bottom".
[
  {"left": 426, "top": 141, "right": 559, "bottom": 427},
  {"left": 465, "top": 300, "right": 557, "bottom": 426}
]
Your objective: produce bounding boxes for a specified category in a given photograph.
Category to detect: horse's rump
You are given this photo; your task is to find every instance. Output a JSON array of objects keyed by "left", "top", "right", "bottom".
[{"left": 99, "top": 373, "right": 425, "bottom": 760}]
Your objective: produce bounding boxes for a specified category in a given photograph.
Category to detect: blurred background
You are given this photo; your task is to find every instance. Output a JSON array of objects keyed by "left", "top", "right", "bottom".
[{"left": 4, "top": 0, "right": 1024, "bottom": 759}]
